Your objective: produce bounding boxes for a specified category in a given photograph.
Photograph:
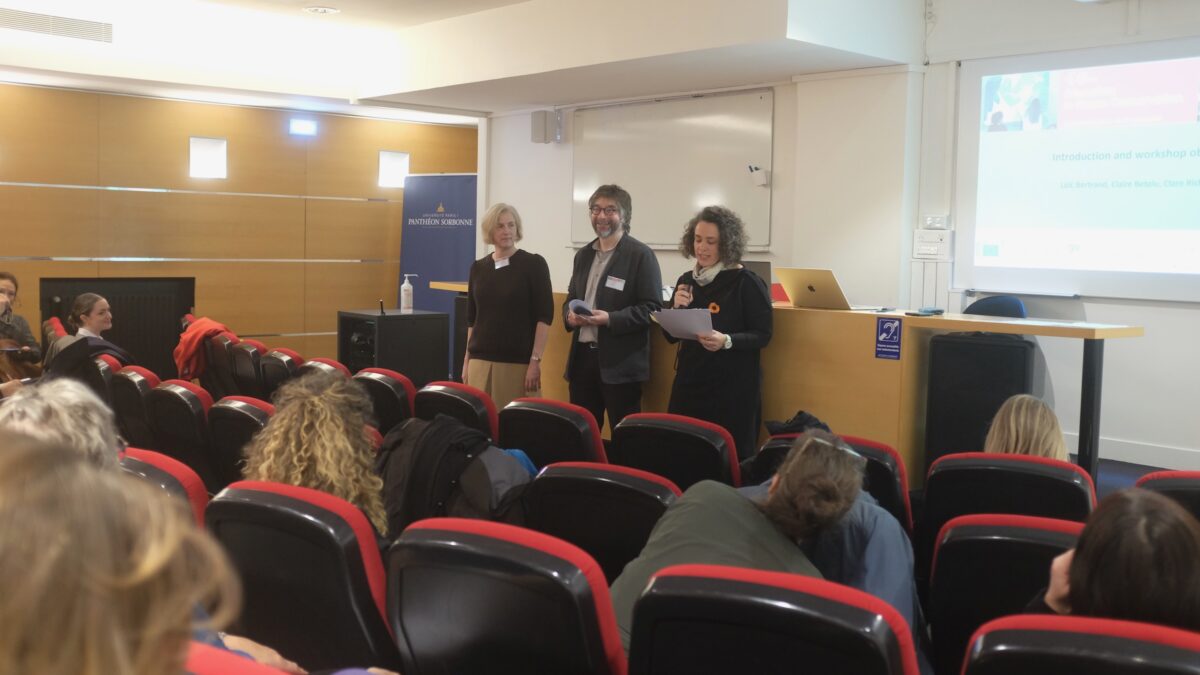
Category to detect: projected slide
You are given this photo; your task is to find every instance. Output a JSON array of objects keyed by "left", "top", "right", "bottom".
[{"left": 974, "top": 56, "right": 1200, "bottom": 275}]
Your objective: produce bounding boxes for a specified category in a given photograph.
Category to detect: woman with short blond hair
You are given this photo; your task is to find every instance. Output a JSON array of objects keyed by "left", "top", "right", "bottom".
[
  {"left": 983, "top": 393, "right": 1068, "bottom": 461},
  {"left": 463, "top": 202, "right": 554, "bottom": 409}
]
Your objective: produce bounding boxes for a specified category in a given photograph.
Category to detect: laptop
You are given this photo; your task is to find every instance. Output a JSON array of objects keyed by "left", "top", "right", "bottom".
[{"left": 775, "top": 267, "right": 874, "bottom": 310}]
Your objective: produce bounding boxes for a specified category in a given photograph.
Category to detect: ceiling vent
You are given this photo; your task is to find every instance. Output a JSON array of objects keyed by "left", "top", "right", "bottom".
[{"left": 0, "top": 7, "right": 112, "bottom": 43}]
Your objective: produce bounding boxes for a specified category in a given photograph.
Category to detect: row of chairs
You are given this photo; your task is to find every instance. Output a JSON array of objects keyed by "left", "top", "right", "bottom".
[{"left": 122, "top": 455, "right": 1200, "bottom": 675}]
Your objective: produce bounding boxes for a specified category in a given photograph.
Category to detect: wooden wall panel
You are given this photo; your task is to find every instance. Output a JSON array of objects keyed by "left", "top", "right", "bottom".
[
  {"left": 96, "top": 262, "right": 305, "bottom": 336},
  {"left": 0, "top": 186, "right": 100, "bottom": 257},
  {"left": 0, "top": 84, "right": 98, "bottom": 185},
  {"left": 96, "top": 190, "right": 306, "bottom": 259},
  {"left": 306, "top": 199, "right": 403, "bottom": 261},
  {"left": 304, "top": 262, "right": 400, "bottom": 333},
  {"left": 306, "top": 114, "right": 477, "bottom": 199},
  {"left": 98, "top": 96, "right": 307, "bottom": 194},
  {"left": 172, "top": 193, "right": 306, "bottom": 259}
]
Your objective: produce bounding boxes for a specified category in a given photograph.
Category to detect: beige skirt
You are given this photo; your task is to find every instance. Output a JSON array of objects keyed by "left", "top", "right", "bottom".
[{"left": 466, "top": 358, "right": 539, "bottom": 411}]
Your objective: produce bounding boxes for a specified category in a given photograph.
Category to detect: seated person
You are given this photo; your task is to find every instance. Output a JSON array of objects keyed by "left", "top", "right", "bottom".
[
  {"left": 44, "top": 292, "right": 130, "bottom": 368},
  {"left": 983, "top": 393, "right": 1068, "bottom": 461},
  {"left": 1034, "top": 487, "right": 1200, "bottom": 631},
  {"left": 609, "top": 430, "right": 863, "bottom": 650},
  {"left": 739, "top": 433, "right": 927, "bottom": 670},
  {"left": 0, "top": 378, "right": 123, "bottom": 469},
  {"left": 0, "top": 434, "right": 240, "bottom": 675},
  {"left": 242, "top": 371, "right": 389, "bottom": 537},
  {"left": 0, "top": 271, "right": 41, "bottom": 363}
]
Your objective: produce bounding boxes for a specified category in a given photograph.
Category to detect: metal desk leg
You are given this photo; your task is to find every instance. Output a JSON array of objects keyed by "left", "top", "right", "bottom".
[{"left": 1078, "top": 338, "right": 1104, "bottom": 479}]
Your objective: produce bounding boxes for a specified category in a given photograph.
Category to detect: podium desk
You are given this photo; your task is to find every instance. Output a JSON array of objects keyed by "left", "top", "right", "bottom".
[
  {"left": 532, "top": 295, "right": 1142, "bottom": 482},
  {"left": 429, "top": 281, "right": 469, "bottom": 382}
]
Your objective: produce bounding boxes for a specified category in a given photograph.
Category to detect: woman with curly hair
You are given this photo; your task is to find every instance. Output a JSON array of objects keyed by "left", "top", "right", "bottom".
[
  {"left": 666, "top": 205, "right": 773, "bottom": 459},
  {"left": 242, "top": 371, "right": 389, "bottom": 536}
]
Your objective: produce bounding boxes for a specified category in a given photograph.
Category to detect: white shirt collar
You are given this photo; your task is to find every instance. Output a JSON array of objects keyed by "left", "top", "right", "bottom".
[{"left": 77, "top": 327, "right": 100, "bottom": 338}]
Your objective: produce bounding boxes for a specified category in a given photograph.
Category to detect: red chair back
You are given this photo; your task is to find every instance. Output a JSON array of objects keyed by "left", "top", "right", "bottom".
[{"left": 610, "top": 413, "right": 740, "bottom": 489}]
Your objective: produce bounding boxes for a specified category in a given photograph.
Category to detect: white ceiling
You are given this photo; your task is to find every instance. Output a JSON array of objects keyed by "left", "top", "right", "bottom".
[
  {"left": 366, "top": 41, "right": 896, "bottom": 113},
  {"left": 0, "top": 0, "right": 904, "bottom": 119},
  {"left": 202, "top": 0, "right": 527, "bottom": 29}
]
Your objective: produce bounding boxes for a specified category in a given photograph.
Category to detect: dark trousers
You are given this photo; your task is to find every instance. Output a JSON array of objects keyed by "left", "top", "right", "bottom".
[{"left": 568, "top": 341, "right": 643, "bottom": 430}]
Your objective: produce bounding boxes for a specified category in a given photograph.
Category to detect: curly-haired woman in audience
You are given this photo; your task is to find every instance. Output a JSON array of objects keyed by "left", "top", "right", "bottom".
[
  {"left": 242, "top": 370, "right": 389, "bottom": 536},
  {"left": 983, "top": 393, "right": 1068, "bottom": 461},
  {"left": 1035, "top": 487, "right": 1200, "bottom": 631},
  {"left": 0, "top": 435, "right": 240, "bottom": 675}
]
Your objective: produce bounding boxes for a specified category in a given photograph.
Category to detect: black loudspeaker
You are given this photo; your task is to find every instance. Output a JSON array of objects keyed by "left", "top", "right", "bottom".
[{"left": 924, "top": 333, "right": 1034, "bottom": 471}]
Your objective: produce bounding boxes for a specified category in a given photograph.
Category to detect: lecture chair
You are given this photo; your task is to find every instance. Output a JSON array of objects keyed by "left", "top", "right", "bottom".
[
  {"left": 297, "top": 356, "right": 352, "bottom": 379},
  {"left": 629, "top": 564, "right": 920, "bottom": 675},
  {"left": 146, "top": 378, "right": 220, "bottom": 493},
  {"left": 843, "top": 434, "right": 914, "bottom": 534},
  {"left": 962, "top": 294, "right": 1027, "bottom": 319},
  {"left": 387, "top": 517, "right": 626, "bottom": 675},
  {"left": 1136, "top": 471, "right": 1200, "bottom": 522},
  {"left": 914, "top": 452, "right": 1095, "bottom": 602},
  {"left": 523, "top": 462, "right": 680, "bottom": 582},
  {"left": 229, "top": 339, "right": 269, "bottom": 399},
  {"left": 609, "top": 413, "right": 740, "bottom": 490},
  {"left": 206, "top": 481, "right": 402, "bottom": 672},
  {"left": 962, "top": 615, "right": 1200, "bottom": 675},
  {"left": 498, "top": 398, "right": 607, "bottom": 468},
  {"left": 208, "top": 395, "right": 274, "bottom": 489},
  {"left": 111, "top": 365, "right": 162, "bottom": 450},
  {"left": 260, "top": 348, "right": 305, "bottom": 400},
  {"left": 928, "top": 514, "right": 1083, "bottom": 675},
  {"left": 413, "top": 381, "right": 499, "bottom": 440},
  {"left": 120, "top": 447, "right": 209, "bottom": 527},
  {"left": 353, "top": 367, "right": 416, "bottom": 435},
  {"left": 77, "top": 353, "right": 122, "bottom": 407},
  {"left": 203, "top": 331, "right": 242, "bottom": 400}
]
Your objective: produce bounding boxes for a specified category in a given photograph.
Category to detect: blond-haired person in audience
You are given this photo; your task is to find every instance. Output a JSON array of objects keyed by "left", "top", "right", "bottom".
[
  {"left": 243, "top": 370, "right": 389, "bottom": 536},
  {"left": 0, "top": 435, "right": 240, "bottom": 675},
  {"left": 983, "top": 393, "right": 1068, "bottom": 461}
]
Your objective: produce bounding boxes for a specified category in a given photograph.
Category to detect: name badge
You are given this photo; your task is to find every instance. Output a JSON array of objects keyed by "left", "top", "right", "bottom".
[
  {"left": 494, "top": 257, "right": 510, "bottom": 270},
  {"left": 605, "top": 275, "right": 626, "bottom": 291}
]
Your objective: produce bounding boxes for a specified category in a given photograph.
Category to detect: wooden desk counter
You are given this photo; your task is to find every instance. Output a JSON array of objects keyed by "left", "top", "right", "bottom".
[{"left": 522, "top": 296, "right": 1142, "bottom": 482}]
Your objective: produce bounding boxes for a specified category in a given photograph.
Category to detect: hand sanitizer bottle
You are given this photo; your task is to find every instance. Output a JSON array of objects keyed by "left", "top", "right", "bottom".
[{"left": 400, "top": 274, "right": 418, "bottom": 314}]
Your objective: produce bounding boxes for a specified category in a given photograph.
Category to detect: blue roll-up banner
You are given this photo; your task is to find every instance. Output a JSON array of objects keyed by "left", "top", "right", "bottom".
[{"left": 399, "top": 174, "right": 477, "bottom": 369}]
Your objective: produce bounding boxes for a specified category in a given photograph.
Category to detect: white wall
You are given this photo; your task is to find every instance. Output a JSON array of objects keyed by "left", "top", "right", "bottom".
[
  {"left": 792, "top": 67, "right": 924, "bottom": 308},
  {"left": 922, "top": 0, "right": 1200, "bottom": 467},
  {"left": 485, "top": 83, "right": 801, "bottom": 293}
]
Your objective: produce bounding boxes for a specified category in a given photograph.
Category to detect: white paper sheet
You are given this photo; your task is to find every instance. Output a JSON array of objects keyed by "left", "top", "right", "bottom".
[{"left": 652, "top": 308, "right": 713, "bottom": 340}]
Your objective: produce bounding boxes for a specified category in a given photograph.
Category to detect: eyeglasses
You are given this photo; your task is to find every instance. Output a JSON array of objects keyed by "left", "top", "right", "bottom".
[{"left": 588, "top": 206, "right": 620, "bottom": 216}]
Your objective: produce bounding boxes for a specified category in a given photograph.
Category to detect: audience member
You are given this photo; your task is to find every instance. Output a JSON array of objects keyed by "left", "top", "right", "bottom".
[
  {"left": 0, "top": 271, "right": 42, "bottom": 362},
  {"left": 1035, "top": 487, "right": 1200, "bottom": 631},
  {"left": 983, "top": 393, "right": 1068, "bottom": 461},
  {"left": 242, "top": 371, "right": 389, "bottom": 536},
  {"left": 0, "top": 378, "right": 122, "bottom": 468},
  {"left": 464, "top": 202, "right": 554, "bottom": 408},
  {"left": 609, "top": 430, "right": 863, "bottom": 649},
  {"left": 0, "top": 435, "right": 240, "bottom": 675},
  {"left": 563, "top": 184, "right": 663, "bottom": 429},
  {"left": 665, "top": 205, "right": 772, "bottom": 459}
]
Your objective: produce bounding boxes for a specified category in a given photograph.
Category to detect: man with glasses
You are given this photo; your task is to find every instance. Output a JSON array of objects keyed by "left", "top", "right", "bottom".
[{"left": 562, "top": 184, "right": 663, "bottom": 430}]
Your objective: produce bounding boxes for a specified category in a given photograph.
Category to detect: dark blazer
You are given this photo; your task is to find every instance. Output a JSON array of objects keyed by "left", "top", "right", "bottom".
[{"left": 562, "top": 232, "right": 663, "bottom": 384}]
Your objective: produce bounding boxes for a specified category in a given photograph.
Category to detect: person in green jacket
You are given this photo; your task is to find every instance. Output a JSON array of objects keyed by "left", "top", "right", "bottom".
[{"left": 609, "top": 430, "right": 865, "bottom": 649}]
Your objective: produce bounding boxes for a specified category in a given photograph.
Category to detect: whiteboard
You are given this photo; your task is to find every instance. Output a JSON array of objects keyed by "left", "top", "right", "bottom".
[{"left": 571, "top": 89, "right": 773, "bottom": 248}]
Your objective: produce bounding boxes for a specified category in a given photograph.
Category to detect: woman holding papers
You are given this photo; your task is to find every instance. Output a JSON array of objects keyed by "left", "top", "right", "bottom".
[
  {"left": 665, "top": 205, "right": 772, "bottom": 459},
  {"left": 464, "top": 203, "right": 554, "bottom": 409}
]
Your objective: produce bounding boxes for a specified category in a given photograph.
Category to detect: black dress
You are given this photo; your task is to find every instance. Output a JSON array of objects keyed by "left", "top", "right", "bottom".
[{"left": 665, "top": 268, "right": 773, "bottom": 460}]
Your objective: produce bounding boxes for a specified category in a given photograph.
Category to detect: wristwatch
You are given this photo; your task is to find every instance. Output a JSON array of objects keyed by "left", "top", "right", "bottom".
[
  {"left": 722, "top": 334, "right": 733, "bottom": 350},
  {"left": 530, "top": 354, "right": 542, "bottom": 362}
]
